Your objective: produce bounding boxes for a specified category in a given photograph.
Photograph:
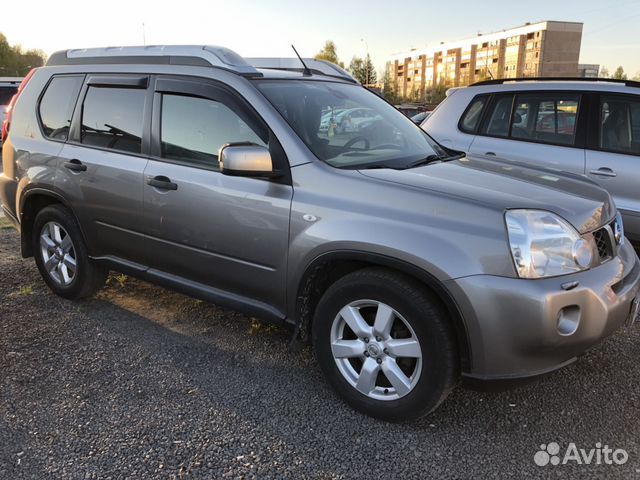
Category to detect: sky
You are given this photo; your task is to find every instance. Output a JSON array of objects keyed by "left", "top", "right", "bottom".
[{"left": 2, "top": 0, "right": 640, "bottom": 78}]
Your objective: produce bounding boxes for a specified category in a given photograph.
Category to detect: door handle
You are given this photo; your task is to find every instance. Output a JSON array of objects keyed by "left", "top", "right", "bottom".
[
  {"left": 485, "top": 151, "right": 496, "bottom": 156},
  {"left": 147, "top": 175, "right": 178, "bottom": 191},
  {"left": 589, "top": 167, "right": 617, "bottom": 178},
  {"left": 63, "top": 159, "right": 87, "bottom": 172}
]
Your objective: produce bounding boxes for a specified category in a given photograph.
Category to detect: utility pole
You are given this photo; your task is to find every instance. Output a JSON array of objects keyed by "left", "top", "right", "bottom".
[{"left": 142, "top": 23, "right": 146, "bottom": 46}]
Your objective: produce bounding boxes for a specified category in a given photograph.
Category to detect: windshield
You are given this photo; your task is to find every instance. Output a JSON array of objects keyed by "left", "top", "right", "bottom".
[{"left": 255, "top": 80, "right": 445, "bottom": 169}]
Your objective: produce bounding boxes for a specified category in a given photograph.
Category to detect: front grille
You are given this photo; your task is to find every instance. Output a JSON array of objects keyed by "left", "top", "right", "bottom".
[{"left": 593, "top": 227, "right": 611, "bottom": 261}]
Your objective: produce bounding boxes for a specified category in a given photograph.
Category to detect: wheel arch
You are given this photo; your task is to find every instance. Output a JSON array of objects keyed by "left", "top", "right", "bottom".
[
  {"left": 19, "top": 188, "right": 82, "bottom": 258},
  {"left": 292, "top": 250, "right": 472, "bottom": 372}
]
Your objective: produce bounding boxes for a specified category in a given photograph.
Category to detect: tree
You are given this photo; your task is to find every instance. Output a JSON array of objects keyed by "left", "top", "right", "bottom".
[
  {"left": 634, "top": 72, "right": 640, "bottom": 81},
  {"left": 314, "top": 40, "right": 344, "bottom": 68},
  {"left": 0, "top": 33, "right": 46, "bottom": 76},
  {"left": 348, "top": 54, "right": 377, "bottom": 85},
  {"left": 382, "top": 62, "right": 399, "bottom": 103},
  {"left": 600, "top": 66, "right": 610, "bottom": 78},
  {"left": 612, "top": 66, "right": 628, "bottom": 80}
]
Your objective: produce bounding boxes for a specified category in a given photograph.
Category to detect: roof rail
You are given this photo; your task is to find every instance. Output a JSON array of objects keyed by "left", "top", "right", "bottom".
[
  {"left": 245, "top": 57, "right": 358, "bottom": 84},
  {"left": 46, "top": 45, "right": 262, "bottom": 77},
  {"left": 0, "top": 77, "right": 23, "bottom": 82},
  {"left": 470, "top": 77, "right": 640, "bottom": 88}
]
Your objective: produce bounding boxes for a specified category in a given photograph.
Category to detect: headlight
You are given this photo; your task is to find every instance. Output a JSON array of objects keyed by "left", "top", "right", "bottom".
[
  {"left": 615, "top": 211, "right": 625, "bottom": 246},
  {"left": 505, "top": 210, "right": 594, "bottom": 279}
]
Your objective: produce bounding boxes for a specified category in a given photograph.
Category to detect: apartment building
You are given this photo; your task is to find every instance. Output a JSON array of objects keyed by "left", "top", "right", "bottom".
[
  {"left": 578, "top": 64, "right": 600, "bottom": 78},
  {"left": 388, "top": 21, "right": 583, "bottom": 100}
]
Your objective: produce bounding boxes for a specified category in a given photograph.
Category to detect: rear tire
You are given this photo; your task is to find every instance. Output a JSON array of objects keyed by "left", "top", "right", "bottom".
[
  {"left": 32, "top": 205, "right": 107, "bottom": 299},
  {"left": 312, "top": 268, "right": 458, "bottom": 422}
]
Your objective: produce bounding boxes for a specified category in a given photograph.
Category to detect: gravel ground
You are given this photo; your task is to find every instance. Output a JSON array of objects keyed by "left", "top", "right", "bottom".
[{"left": 1, "top": 219, "right": 640, "bottom": 479}]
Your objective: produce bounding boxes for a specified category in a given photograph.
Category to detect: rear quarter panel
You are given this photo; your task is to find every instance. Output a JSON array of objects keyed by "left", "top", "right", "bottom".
[{"left": 0, "top": 69, "right": 63, "bottom": 220}]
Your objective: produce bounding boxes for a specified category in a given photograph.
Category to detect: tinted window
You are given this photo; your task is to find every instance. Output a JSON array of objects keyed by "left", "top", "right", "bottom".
[
  {"left": 509, "top": 94, "right": 579, "bottom": 146},
  {"left": 81, "top": 87, "right": 145, "bottom": 153},
  {"left": 0, "top": 86, "right": 18, "bottom": 105},
  {"left": 478, "top": 93, "right": 580, "bottom": 146},
  {"left": 160, "top": 94, "right": 267, "bottom": 167},
  {"left": 600, "top": 95, "right": 640, "bottom": 156},
  {"left": 460, "top": 96, "right": 487, "bottom": 133},
  {"left": 39, "top": 76, "right": 83, "bottom": 141},
  {"left": 482, "top": 96, "right": 513, "bottom": 137}
]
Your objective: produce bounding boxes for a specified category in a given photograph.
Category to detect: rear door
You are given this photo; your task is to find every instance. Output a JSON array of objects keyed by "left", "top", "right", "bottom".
[
  {"left": 142, "top": 76, "right": 292, "bottom": 312},
  {"left": 585, "top": 93, "right": 640, "bottom": 242},
  {"left": 58, "top": 74, "right": 151, "bottom": 261},
  {"left": 468, "top": 91, "right": 586, "bottom": 173}
]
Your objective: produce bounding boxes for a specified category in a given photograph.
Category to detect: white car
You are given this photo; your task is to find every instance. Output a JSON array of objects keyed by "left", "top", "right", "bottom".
[{"left": 422, "top": 78, "right": 640, "bottom": 243}]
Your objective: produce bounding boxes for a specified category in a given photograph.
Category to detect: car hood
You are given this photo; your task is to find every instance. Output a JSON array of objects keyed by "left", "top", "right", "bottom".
[{"left": 358, "top": 155, "right": 615, "bottom": 233}]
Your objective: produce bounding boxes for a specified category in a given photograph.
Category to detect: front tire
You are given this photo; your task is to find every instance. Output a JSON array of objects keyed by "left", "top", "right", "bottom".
[
  {"left": 32, "top": 205, "right": 107, "bottom": 299},
  {"left": 312, "top": 268, "right": 458, "bottom": 421}
]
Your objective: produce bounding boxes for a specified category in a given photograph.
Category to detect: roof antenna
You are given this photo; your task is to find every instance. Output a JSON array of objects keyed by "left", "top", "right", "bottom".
[{"left": 291, "top": 45, "right": 312, "bottom": 76}]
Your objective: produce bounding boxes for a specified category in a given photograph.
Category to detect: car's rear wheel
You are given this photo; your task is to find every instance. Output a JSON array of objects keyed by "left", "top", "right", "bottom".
[
  {"left": 33, "top": 205, "right": 107, "bottom": 299},
  {"left": 312, "top": 268, "right": 458, "bottom": 421}
]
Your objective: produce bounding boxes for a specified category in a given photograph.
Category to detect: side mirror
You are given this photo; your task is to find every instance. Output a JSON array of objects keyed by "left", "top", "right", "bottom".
[{"left": 219, "top": 144, "right": 278, "bottom": 177}]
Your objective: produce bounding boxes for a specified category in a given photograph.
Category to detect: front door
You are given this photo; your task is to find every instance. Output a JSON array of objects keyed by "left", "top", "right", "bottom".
[{"left": 142, "top": 76, "right": 293, "bottom": 312}]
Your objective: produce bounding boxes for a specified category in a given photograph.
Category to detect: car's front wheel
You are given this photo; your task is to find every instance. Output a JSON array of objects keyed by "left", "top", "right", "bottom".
[
  {"left": 33, "top": 205, "right": 107, "bottom": 299},
  {"left": 312, "top": 268, "right": 458, "bottom": 421}
]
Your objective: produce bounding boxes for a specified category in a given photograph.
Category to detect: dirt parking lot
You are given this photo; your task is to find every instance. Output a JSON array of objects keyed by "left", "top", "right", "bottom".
[{"left": 1, "top": 219, "right": 640, "bottom": 479}]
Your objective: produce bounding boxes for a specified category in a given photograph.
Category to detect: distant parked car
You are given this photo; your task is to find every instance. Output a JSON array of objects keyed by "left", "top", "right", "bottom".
[
  {"left": 423, "top": 78, "right": 640, "bottom": 244},
  {"left": 395, "top": 104, "right": 428, "bottom": 117},
  {"left": 411, "top": 111, "right": 431, "bottom": 125},
  {"left": 0, "top": 77, "right": 22, "bottom": 142}
]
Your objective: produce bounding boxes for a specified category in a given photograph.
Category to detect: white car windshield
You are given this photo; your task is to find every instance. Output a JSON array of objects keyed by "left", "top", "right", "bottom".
[{"left": 255, "top": 80, "right": 446, "bottom": 169}]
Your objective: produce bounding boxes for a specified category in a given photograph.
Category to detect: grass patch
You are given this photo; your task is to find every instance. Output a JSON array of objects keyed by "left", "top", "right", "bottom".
[
  {"left": 106, "top": 273, "right": 129, "bottom": 288},
  {"left": 248, "top": 318, "right": 279, "bottom": 336},
  {"left": 12, "top": 285, "right": 34, "bottom": 297},
  {"left": 0, "top": 216, "right": 13, "bottom": 229}
]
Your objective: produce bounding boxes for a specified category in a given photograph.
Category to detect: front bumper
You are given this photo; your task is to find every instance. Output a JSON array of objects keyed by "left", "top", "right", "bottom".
[{"left": 447, "top": 240, "right": 640, "bottom": 381}]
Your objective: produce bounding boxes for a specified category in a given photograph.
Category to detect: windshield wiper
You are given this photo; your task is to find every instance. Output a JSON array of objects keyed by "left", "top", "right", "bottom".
[{"left": 400, "top": 152, "right": 465, "bottom": 170}]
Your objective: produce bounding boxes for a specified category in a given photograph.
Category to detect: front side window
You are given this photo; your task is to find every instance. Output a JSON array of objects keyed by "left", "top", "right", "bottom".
[
  {"left": 81, "top": 87, "right": 145, "bottom": 154},
  {"left": 255, "top": 80, "right": 444, "bottom": 169},
  {"left": 39, "top": 76, "right": 83, "bottom": 141},
  {"left": 600, "top": 95, "right": 640, "bottom": 156},
  {"left": 160, "top": 94, "right": 267, "bottom": 167}
]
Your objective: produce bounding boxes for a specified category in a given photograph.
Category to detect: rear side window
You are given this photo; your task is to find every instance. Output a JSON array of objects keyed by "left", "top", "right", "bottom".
[
  {"left": 600, "top": 95, "right": 640, "bottom": 156},
  {"left": 160, "top": 93, "right": 267, "bottom": 167},
  {"left": 479, "top": 92, "right": 580, "bottom": 147},
  {"left": 80, "top": 87, "right": 145, "bottom": 154},
  {"left": 511, "top": 94, "right": 579, "bottom": 146},
  {"left": 459, "top": 96, "right": 487, "bottom": 133},
  {"left": 39, "top": 76, "right": 83, "bottom": 141}
]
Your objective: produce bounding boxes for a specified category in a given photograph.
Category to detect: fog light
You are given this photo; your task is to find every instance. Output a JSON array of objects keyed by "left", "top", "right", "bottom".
[
  {"left": 557, "top": 305, "right": 580, "bottom": 336},
  {"left": 572, "top": 238, "right": 593, "bottom": 268}
]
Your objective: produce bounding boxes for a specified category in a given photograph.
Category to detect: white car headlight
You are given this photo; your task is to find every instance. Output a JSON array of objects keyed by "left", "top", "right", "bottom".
[{"left": 505, "top": 209, "right": 594, "bottom": 279}]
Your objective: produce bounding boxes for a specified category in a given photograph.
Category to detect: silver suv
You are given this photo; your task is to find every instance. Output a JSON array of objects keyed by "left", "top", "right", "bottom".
[
  {"left": 2, "top": 47, "right": 639, "bottom": 421},
  {"left": 422, "top": 78, "right": 640, "bottom": 244}
]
